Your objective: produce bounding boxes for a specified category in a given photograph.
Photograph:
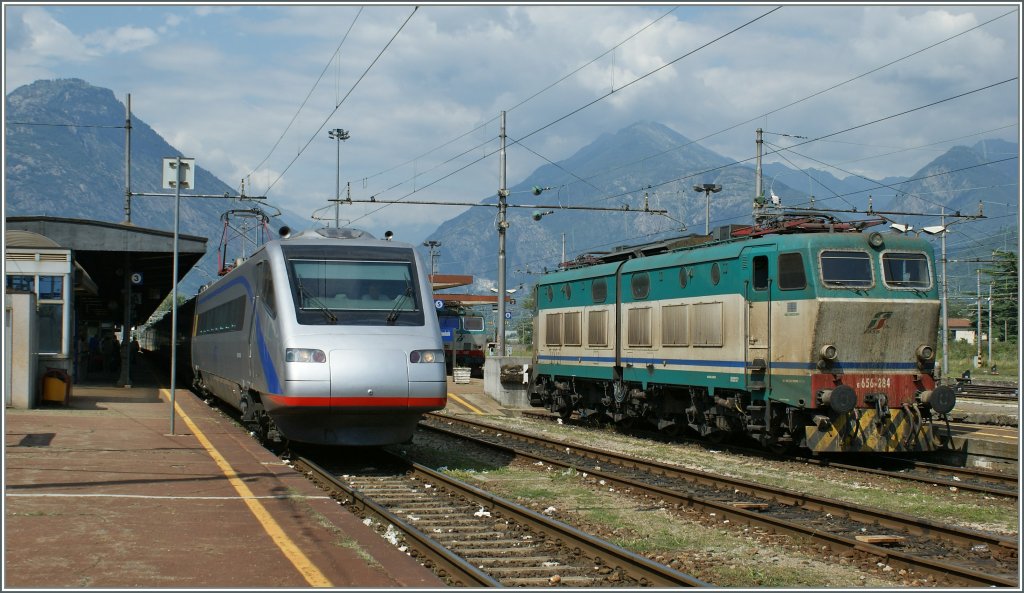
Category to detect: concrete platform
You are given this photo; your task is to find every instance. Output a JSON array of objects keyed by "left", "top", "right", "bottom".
[{"left": 3, "top": 360, "right": 443, "bottom": 589}]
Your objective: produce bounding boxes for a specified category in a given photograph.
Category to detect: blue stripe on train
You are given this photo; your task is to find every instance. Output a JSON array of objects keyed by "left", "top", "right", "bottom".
[
  {"left": 536, "top": 354, "right": 919, "bottom": 372},
  {"left": 197, "top": 275, "right": 281, "bottom": 394}
]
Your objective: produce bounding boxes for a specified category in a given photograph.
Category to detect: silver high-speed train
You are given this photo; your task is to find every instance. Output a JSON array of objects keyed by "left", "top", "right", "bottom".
[{"left": 190, "top": 226, "right": 447, "bottom": 446}]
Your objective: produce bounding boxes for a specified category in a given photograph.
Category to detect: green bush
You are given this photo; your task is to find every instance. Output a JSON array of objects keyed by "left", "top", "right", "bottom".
[{"left": 938, "top": 338, "right": 1018, "bottom": 383}]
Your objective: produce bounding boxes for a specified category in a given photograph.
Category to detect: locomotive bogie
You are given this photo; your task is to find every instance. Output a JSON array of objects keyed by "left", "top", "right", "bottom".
[{"left": 529, "top": 230, "right": 948, "bottom": 454}]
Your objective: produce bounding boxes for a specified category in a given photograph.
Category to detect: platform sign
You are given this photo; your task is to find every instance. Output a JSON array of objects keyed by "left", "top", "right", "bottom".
[
  {"left": 162, "top": 158, "right": 195, "bottom": 189},
  {"left": 504, "top": 311, "right": 512, "bottom": 320},
  {"left": 438, "top": 316, "right": 459, "bottom": 343},
  {"left": 434, "top": 299, "right": 444, "bottom": 310},
  {"left": 131, "top": 272, "right": 143, "bottom": 286}
]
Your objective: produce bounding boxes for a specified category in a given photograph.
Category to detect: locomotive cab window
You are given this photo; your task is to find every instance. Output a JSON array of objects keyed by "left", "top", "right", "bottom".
[
  {"left": 283, "top": 245, "right": 423, "bottom": 326},
  {"left": 819, "top": 250, "right": 872, "bottom": 288},
  {"left": 462, "top": 316, "right": 485, "bottom": 331},
  {"left": 881, "top": 252, "right": 931, "bottom": 289}
]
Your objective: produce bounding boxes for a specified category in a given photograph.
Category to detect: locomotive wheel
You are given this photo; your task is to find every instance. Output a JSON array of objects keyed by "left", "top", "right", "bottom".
[{"left": 705, "top": 431, "right": 727, "bottom": 445}]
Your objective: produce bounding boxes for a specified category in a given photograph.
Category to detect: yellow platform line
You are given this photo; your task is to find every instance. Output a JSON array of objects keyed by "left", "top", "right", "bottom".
[
  {"left": 447, "top": 392, "right": 484, "bottom": 415},
  {"left": 164, "top": 390, "right": 333, "bottom": 587}
]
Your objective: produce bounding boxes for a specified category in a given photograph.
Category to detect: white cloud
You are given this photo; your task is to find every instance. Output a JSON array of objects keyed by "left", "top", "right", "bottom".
[
  {"left": 83, "top": 26, "right": 159, "bottom": 54},
  {"left": 20, "top": 7, "right": 94, "bottom": 61},
  {"left": 5, "top": 4, "right": 1017, "bottom": 242}
]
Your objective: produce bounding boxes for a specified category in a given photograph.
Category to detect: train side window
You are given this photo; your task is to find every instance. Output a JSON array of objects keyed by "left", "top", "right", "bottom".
[
  {"left": 587, "top": 310, "right": 608, "bottom": 347},
  {"left": 662, "top": 304, "right": 688, "bottom": 346},
  {"left": 631, "top": 272, "right": 650, "bottom": 299},
  {"left": 545, "top": 312, "right": 562, "bottom": 346},
  {"left": 592, "top": 278, "right": 607, "bottom": 303},
  {"left": 627, "top": 307, "right": 652, "bottom": 347},
  {"left": 778, "top": 252, "right": 806, "bottom": 290},
  {"left": 678, "top": 266, "right": 688, "bottom": 289},
  {"left": 752, "top": 256, "right": 769, "bottom": 290},
  {"left": 259, "top": 262, "right": 277, "bottom": 318},
  {"left": 710, "top": 263, "right": 721, "bottom": 286},
  {"left": 563, "top": 312, "right": 582, "bottom": 346}
]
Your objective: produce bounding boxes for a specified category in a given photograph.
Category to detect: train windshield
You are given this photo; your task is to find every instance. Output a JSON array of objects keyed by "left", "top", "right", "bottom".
[
  {"left": 881, "top": 252, "right": 931, "bottom": 289},
  {"left": 819, "top": 250, "right": 873, "bottom": 288},
  {"left": 283, "top": 246, "right": 423, "bottom": 326}
]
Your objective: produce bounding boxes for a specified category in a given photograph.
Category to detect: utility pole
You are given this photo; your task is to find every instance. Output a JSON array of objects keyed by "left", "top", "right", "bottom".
[
  {"left": 119, "top": 93, "right": 134, "bottom": 389},
  {"left": 124, "top": 94, "right": 132, "bottom": 224},
  {"left": 497, "top": 111, "right": 509, "bottom": 358},
  {"left": 940, "top": 208, "right": 949, "bottom": 378},
  {"left": 328, "top": 128, "right": 350, "bottom": 228},
  {"left": 753, "top": 127, "right": 764, "bottom": 224},
  {"left": 988, "top": 283, "right": 993, "bottom": 368},
  {"left": 422, "top": 240, "right": 441, "bottom": 278},
  {"left": 976, "top": 268, "right": 982, "bottom": 367},
  {"left": 693, "top": 183, "right": 723, "bottom": 235}
]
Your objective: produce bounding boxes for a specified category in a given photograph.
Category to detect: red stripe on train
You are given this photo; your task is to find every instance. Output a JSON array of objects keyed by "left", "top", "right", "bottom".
[{"left": 266, "top": 395, "right": 447, "bottom": 408}]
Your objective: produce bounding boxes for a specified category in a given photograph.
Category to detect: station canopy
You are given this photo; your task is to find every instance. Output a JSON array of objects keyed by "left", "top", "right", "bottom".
[{"left": 6, "top": 216, "right": 207, "bottom": 326}]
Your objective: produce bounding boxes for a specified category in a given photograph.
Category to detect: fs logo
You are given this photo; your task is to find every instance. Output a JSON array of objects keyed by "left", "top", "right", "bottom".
[{"left": 864, "top": 311, "right": 893, "bottom": 333}]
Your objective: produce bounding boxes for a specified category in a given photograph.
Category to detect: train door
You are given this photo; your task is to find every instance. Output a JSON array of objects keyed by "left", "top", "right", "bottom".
[{"left": 743, "top": 247, "right": 774, "bottom": 392}]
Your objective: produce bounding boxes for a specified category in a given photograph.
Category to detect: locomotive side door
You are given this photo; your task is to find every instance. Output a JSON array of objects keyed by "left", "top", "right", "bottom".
[{"left": 743, "top": 247, "right": 774, "bottom": 392}]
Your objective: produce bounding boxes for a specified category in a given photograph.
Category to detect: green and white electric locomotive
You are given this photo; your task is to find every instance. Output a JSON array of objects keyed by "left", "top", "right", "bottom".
[{"left": 528, "top": 217, "right": 955, "bottom": 454}]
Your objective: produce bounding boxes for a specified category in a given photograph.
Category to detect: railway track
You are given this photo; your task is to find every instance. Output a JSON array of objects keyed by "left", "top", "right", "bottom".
[
  {"left": 805, "top": 455, "right": 1019, "bottom": 498},
  {"left": 421, "top": 414, "right": 1018, "bottom": 588},
  {"left": 293, "top": 451, "right": 709, "bottom": 587},
  {"left": 955, "top": 382, "right": 1019, "bottom": 402},
  {"left": 518, "top": 409, "right": 1019, "bottom": 497}
]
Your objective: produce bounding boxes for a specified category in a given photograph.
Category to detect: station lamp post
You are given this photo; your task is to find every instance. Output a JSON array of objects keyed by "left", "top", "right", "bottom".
[
  {"left": 693, "top": 183, "right": 722, "bottom": 235},
  {"left": 328, "top": 128, "right": 350, "bottom": 228},
  {"left": 422, "top": 240, "right": 441, "bottom": 279}
]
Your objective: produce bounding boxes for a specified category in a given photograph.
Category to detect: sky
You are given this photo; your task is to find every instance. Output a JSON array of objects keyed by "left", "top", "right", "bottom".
[{"left": 3, "top": 2, "right": 1021, "bottom": 246}]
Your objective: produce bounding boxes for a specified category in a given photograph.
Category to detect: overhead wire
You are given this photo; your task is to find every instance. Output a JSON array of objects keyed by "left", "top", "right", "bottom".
[
  {"left": 578, "top": 77, "right": 1018, "bottom": 209},
  {"left": 511, "top": 8, "right": 1018, "bottom": 209},
  {"left": 347, "top": 5, "right": 783, "bottom": 223},
  {"left": 260, "top": 6, "right": 418, "bottom": 196},
  {"left": 355, "top": 5, "right": 681, "bottom": 200},
  {"left": 246, "top": 7, "right": 364, "bottom": 189}
]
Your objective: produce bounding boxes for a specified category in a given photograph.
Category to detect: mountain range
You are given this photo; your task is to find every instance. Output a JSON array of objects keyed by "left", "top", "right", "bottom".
[{"left": 5, "top": 79, "right": 1018, "bottom": 308}]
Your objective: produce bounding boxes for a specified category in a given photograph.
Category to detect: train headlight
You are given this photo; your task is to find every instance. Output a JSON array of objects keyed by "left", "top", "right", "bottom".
[
  {"left": 410, "top": 349, "right": 444, "bottom": 364},
  {"left": 285, "top": 348, "right": 327, "bottom": 363},
  {"left": 916, "top": 345, "right": 935, "bottom": 362},
  {"left": 819, "top": 344, "right": 838, "bottom": 361}
]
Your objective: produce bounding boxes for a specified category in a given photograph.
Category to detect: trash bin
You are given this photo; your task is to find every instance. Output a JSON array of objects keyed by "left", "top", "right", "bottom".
[{"left": 41, "top": 368, "right": 72, "bottom": 406}]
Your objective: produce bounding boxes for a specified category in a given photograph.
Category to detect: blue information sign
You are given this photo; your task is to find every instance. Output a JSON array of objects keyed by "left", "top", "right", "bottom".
[{"left": 438, "top": 316, "right": 459, "bottom": 343}]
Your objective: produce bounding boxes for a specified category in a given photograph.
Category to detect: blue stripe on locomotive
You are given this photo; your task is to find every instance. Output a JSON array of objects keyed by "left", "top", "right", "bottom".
[{"left": 196, "top": 274, "right": 282, "bottom": 394}]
